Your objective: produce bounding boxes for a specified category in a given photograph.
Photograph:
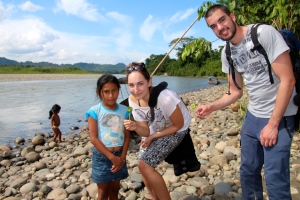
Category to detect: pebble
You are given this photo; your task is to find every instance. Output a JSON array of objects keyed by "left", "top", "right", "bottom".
[{"left": 0, "top": 84, "right": 299, "bottom": 199}]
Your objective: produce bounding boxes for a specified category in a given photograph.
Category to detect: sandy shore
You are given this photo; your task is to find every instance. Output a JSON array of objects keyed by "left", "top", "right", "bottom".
[{"left": 0, "top": 74, "right": 103, "bottom": 82}]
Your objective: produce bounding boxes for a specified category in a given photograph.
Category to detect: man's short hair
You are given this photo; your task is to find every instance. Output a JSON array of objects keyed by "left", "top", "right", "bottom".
[{"left": 205, "top": 4, "right": 231, "bottom": 19}]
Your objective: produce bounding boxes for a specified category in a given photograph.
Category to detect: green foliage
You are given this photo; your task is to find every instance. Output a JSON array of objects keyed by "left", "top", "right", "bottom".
[
  {"left": 182, "top": 38, "right": 212, "bottom": 61},
  {"left": 0, "top": 57, "right": 126, "bottom": 74},
  {"left": 0, "top": 65, "right": 91, "bottom": 74},
  {"left": 145, "top": 54, "right": 176, "bottom": 75},
  {"left": 197, "top": 58, "right": 224, "bottom": 77},
  {"left": 198, "top": 0, "right": 300, "bottom": 38}
]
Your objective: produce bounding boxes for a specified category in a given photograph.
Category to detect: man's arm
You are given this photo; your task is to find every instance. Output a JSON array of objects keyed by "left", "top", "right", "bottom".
[
  {"left": 260, "top": 50, "right": 295, "bottom": 147},
  {"left": 196, "top": 72, "right": 243, "bottom": 119}
]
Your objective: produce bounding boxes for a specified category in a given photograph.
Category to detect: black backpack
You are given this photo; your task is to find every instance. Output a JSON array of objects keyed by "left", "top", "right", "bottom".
[{"left": 225, "top": 23, "right": 300, "bottom": 130}]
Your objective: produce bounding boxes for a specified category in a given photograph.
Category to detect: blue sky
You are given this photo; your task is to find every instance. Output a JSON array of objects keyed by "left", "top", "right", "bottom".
[{"left": 0, "top": 0, "right": 223, "bottom": 65}]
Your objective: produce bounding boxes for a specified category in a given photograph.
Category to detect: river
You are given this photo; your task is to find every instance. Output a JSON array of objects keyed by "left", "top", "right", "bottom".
[{"left": 0, "top": 75, "right": 225, "bottom": 145}]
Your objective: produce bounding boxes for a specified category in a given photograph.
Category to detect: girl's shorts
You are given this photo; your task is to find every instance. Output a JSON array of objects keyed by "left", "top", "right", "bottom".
[
  {"left": 92, "top": 148, "right": 128, "bottom": 184},
  {"left": 139, "top": 129, "right": 188, "bottom": 168}
]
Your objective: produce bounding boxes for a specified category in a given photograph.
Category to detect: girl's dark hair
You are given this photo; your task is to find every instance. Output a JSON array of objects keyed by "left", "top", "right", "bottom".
[
  {"left": 205, "top": 4, "right": 231, "bottom": 19},
  {"left": 49, "top": 104, "right": 61, "bottom": 119},
  {"left": 96, "top": 74, "right": 120, "bottom": 100},
  {"left": 126, "top": 62, "right": 151, "bottom": 81}
]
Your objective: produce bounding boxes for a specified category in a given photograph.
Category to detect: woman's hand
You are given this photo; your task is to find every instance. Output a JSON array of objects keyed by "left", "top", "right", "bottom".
[
  {"left": 141, "top": 135, "right": 154, "bottom": 148},
  {"left": 124, "top": 119, "right": 136, "bottom": 131}
]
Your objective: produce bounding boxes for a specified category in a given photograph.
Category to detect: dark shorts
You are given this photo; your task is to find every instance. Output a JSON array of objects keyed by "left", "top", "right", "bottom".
[{"left": 92, "top": 147, "right": 128, "bottom": 184}]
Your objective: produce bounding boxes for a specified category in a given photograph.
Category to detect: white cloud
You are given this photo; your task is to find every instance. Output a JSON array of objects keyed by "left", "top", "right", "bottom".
[
  {"left": 54, "top": 0, "right": 104, "bottom": 22},
  {"left": 0, "top": 1, "right": 14, "bottom": 21},
  {"left": 0, "top": 15, "right": 144, "bottom": 64},
  {"left": 106, "top": 11, "right": 131, "bottom": 25},
  {"left": 0, "top": 19, "right": 59, "bottom": 54},
  {"left": 114, "top": 31, "right": 131, "bottom": 50},
  {"left": 140, "top": 15, "right": 161, "bottom": 42},
  {"left": 169, "top": 8, "right": 195, "bottom": 23},
  {"left": 19, "top": 1, "right": 43, "bottom": 12}
]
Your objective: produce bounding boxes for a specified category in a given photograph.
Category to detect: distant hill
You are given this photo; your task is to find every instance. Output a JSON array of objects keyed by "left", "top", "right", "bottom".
[{"left": 0, "top": 57, "right": 126, "bottom": 73}]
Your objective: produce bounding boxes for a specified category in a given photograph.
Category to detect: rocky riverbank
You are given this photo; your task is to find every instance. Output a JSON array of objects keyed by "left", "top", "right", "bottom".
[{"left": 0, "top": 80, "right": 300, "bottom": 200}]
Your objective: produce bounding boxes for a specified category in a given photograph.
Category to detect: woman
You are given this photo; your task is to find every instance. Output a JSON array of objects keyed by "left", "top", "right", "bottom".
[{"left": 123, "top": 62, "right": 192, "bottom": 200}]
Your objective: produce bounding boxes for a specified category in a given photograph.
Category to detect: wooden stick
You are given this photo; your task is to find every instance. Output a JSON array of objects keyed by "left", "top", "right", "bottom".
[{"left": 150, "top": 16, "right": 200, "bottom": 77}]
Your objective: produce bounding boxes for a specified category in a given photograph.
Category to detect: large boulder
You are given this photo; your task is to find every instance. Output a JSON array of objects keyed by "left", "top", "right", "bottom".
[
  {"left": 32, "top": 135, "right": 45, "bottom": 146},
  {"left": 21, "top": 146, "right": 35, "bottom": 158},
  {"left": 0, "top": 146, "right": 12, "bottom": 158}
]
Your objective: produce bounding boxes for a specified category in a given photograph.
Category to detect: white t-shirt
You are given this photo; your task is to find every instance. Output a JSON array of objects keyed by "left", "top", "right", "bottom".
[
  {"left": 129, "top": 89, "right": 191, "bottom": 135},
  {"left": 221, "top": 24, "right": 297, "bottom": 118}
]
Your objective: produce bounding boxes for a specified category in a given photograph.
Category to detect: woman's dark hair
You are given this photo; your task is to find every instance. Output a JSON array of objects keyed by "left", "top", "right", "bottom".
[
  {"left": 96, "top": 74, "right": 120, "bottom": 100},
  {"left": 49, "top": 104, "right": 61, "bottom": 119},
  {"left": 205, "top": 4, "right": 231, "bottom": 19},
  {"left": 126, "top": 62, "right": 157, "bottom": 122},
  {"left": 126, "top": 62, "right": 151, "bottom": 81}
]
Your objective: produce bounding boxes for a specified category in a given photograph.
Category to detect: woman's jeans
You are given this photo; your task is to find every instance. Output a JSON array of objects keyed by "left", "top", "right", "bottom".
[{"left": 240, "top": 111, "right": 294, "bottom": 200}]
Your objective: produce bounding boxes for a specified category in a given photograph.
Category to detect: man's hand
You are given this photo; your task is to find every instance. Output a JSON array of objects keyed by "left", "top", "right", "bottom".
[
  {"left": 260, "top": 124, "right": 278, "bottom": 147},
  {"left": 195, "top": 104, "right": 213, "bottom": 119}
]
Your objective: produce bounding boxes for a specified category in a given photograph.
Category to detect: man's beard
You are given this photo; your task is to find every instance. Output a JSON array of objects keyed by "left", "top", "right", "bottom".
[{"left": 218, "top": 19, "right": 237, "bottom": 41}]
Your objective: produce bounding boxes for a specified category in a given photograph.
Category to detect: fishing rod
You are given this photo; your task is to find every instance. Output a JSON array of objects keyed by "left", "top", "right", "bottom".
[{"left": 150, "top": 16, "right": 200, "bottom": 77}]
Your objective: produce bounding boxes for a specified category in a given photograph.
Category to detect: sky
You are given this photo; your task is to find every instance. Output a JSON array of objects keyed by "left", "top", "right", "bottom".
[{"left": 0, "top": 0, "right": 223, "bottom": 65}]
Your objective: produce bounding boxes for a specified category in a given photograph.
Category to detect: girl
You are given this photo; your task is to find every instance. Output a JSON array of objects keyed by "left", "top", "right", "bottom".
[
  {"left": 48, "top": 104, "right": 62, "bottom": 143},
  {"left": 86, "top": 74, "right": 130, "bottom": 200},
  {"left": 123, "top": 62, "right": 192, "bottom": 200}
]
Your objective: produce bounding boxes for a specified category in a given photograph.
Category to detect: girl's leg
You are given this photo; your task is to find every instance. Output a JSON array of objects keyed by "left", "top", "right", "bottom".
[
  {"left": 57, "top": 129, "right": 62, "bottom": 142},
  {"left": 108, "top": 180, "right": 120, "bottom": 200},
  {"left": 138, "top": 160, "right": 171, "bottom": 200},
  {"left": 97, "top": 183, "right": 109, "bottom": 200},
  {"left": 52, "top": 128, "right": 57, "bottom": 142}
]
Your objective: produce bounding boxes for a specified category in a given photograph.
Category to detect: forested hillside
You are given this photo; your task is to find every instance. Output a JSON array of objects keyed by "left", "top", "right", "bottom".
[{"left": 0, "top": 57, "right": 126, "bottom": 74}]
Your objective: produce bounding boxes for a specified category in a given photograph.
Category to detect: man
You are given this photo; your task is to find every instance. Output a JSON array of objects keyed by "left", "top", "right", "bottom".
[{"left": 196, "top": 4, "right": 297, "bottom": 200}]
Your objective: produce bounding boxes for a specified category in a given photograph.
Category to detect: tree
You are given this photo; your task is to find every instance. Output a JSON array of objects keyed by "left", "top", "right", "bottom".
[
  {"left": 145, "top": 54, "right": 174, "bottom": 75},
  {"left": 216, "top": 0, "right": 300, "bottom": 36},
  {"left": 183, "top": 0, "right": 300, "bottom": 61},
  {"left": 181, "top": 37, "right": 212, "bottom": 62},
  {"left": 169, "top": 37, "right": 197, "bottom": 58}
]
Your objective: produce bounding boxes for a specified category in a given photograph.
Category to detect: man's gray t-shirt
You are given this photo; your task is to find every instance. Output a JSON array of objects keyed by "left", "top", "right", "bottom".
[{"left": 221, "top": 24, "right": 297, "bottom": 118}]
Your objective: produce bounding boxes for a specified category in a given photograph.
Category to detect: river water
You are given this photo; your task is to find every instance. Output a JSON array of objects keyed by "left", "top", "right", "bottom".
[{"left": 0, "top": 75, "right": 225, "bottom": 145}]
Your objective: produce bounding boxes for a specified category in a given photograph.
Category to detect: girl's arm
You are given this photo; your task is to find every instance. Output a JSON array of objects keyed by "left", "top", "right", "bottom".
[
  {"left": 57, "top": 115, "right": 61, "bottom": 126},
  {"left": 88, "top": 117, "right": 123, "bottom": 167},
  {"left": 50, "top": 115, "right": 54, "bottom": 127},
  {"left": 120, "top": 128, "right": 130, "bottom": 162}
]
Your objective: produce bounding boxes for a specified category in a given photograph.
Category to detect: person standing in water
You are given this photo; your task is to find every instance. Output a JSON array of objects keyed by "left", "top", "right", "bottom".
[{"left": 49, "top": 104, "right": 62, "bottom": 143}]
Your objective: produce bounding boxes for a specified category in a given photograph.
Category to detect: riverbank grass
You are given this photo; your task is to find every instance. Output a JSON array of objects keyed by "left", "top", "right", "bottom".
[{"left": 0, "top": 66, "right": 92, "bottom": 74}]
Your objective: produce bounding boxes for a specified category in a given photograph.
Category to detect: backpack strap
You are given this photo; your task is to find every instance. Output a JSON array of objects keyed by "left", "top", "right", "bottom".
[
  {"left": 148, "top": 81, "right": 168, "bottom": 123},
  {"left": 225, "top": 41, "right": 241, "bottom": 91},
  {"left": 250, "top": 23, "right": 274, "bottom": 85}
]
